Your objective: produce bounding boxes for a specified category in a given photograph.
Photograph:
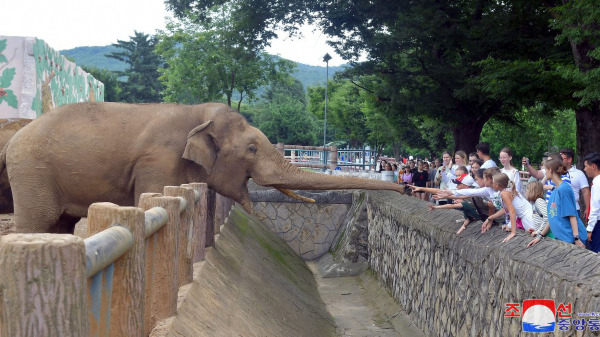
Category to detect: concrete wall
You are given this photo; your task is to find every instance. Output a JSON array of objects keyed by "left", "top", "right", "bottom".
[
  {"left": 0, "top": 36, "right": 103, "bottom": 119},
  {"left": 364, "top": 190, "right": 600, "bottom": 337},
  {"left": 251, "top": 189, "right": 351, "bottom": 260}
]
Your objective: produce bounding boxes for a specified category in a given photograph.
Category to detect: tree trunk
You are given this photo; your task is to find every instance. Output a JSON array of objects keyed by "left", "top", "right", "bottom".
[
  {"left": 575, "top": 102, "right": 600, "bottom": 166},
  {"left": 452, "top": 117, "right": 488, "bottom": 153}
]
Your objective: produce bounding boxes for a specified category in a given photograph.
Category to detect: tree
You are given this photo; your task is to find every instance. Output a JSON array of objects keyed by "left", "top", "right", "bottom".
[
  {"left": 166, "top": 1, "right": 572, "bottom": 153},
  {"left": 155, "top": 12, "right": 295, "bottom": 109},
  {"left": 550, "top": 1, "right": 600, "bottom": 163},
  {"left": 108, "top": 31, "right": 164, "bottom": 103},
  {"left": 81, "top": 66, "right": 122, "bottom": 102},
  {"left": 252, "top": 77, "right": 319, "bottom": 145}
]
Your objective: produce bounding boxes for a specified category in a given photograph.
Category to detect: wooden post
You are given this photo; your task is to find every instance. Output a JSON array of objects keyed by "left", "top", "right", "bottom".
[
  {"left": 164, "top": 186, "right": 196, "bottom": 287},
  {"left": 138, "top": 194, "right": 180, "bottom": 334},
  {"left": 330, "top": 145, "right": 338, "bottom": 170},
  {"left": 276, "top": 142, "right": 284, "bottom": 156},
  {"left": 205, "top": 189, "right": 216, "bottom": 247},
  {"left": 0, "top": 234, "right": 87, "bottom": 337},
  {"left": 214, "top": 193, "right": 223, "bottom": 234},
  {"left": 86, "top": 203, "right": 145, "bottom": 337},
  {"left": 185, "top": 183, "right": 208, "bottom": 262}
]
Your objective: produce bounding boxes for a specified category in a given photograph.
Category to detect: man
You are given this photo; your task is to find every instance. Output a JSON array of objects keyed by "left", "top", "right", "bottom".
[
  {"left": 583, "top": 152, "right": 600, "bottom": 253},
  {"left": 476, "top": 142, "right": 497, "bottom": 169},
  {"left": 560, "top": 148, "right": 590, "bottom": 217}
]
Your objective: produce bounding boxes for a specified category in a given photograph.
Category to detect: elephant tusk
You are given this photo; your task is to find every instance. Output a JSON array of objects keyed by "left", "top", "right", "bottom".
[{"left": 276, "top": 188, "right": 316, "bottom": 203}]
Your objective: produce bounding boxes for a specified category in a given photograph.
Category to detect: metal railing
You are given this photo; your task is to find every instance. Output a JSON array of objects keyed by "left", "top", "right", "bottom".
[{"left": 275, "top": 143, "right": 378, "bottom": 171}]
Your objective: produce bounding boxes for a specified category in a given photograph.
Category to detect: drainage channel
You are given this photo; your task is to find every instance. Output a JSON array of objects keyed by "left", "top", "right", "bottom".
[{"left": 307, "top": 257, "right": 426, "bottom": 337}]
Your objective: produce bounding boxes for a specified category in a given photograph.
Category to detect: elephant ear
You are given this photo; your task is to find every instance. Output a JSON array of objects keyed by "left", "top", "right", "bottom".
[{"left": 183, "top": 120, "right": 218, "bottom": 175}]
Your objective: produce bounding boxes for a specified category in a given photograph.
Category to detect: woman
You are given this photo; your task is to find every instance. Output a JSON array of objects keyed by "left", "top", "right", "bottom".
[
  {"left": 412, "top": 161, "right": 429, "bottom": 200},
  {"left": 470, "top": 159, "right": 483, "bottom": 181},
  {"left": 480, "top": 173, "right": 533, "bottom": 243},
  {"left": 527, "top": 158, "right": 587, "bottom": 248},
  {"left": 498, "top": 147, "right": 523, "bottom": 195},
  {"left": 454, "top": 150, "right": 470, "bottom": 173}
]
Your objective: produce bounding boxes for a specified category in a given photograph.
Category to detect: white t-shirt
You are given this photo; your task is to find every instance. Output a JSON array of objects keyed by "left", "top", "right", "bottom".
[
  {"left": 587, "top": 175, "right": 600, "bottom": 232},
  {"left": 453, "top": 187, "right": 502, "bottom": 211},
  {"left": 481, "top": 159, "right": 497, "bottom": 169},
  {"left": 568, "top": 166, "right": 589, "bottom": 210},
  {"left": 501, "top": 167, "right": 524, "bottom": 196},
  {"left": 504, "top": 191, "right": 534, "bottom": 230}
]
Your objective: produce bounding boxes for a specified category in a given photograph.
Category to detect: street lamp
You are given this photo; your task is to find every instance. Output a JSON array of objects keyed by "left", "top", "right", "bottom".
[
  {"left": 323, "top": 53, "right": 332, "bottom": 148},
  {"left": 323, "top": 53, "right": 332, "bottom": 169}
]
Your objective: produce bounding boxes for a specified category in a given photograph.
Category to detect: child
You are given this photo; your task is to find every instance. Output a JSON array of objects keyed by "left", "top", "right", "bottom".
[
  {"left": 527, "top": 158, "right": 587, "bottom": 247},
  {"left": 480, "top": 173, "right": 534, "bottom": 243},
  {"left": 427, "top": 172, "right": 481, "bottom": 234},
  {"left": 524, "top": 181, "right": 553, "bottom": 238}
]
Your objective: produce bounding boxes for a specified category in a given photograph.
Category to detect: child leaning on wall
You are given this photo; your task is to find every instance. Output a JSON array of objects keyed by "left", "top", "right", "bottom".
[
  {"left": 524, "top": 181, "right": 555, "bottom": 239},
  {"left": 527, "top": 158, "right": 587, "bottom": 248}
]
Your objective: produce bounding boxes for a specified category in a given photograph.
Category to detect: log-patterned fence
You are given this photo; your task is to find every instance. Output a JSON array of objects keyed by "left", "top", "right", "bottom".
[{"left": 0, "top": 183, "right": 235, "bottom": 337}]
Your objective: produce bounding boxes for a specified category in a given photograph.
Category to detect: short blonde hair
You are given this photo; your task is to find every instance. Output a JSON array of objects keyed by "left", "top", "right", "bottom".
[{"left": 525, "top": 181, "right": 544, "bottom": 202}]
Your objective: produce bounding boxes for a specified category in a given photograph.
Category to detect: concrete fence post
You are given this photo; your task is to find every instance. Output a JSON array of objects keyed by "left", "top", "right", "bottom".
[
  {"left": 86, "top": 203, "right": 145, "bottom": 337},
  {"left": 205, "top": 189, "right": 216, "bottom": 247},
  {"left": 330, "top": 146, "right": 338, "bottom": 170},
  {"left": 164, "top": 186, "right": 196, "bottom": 287},
  {"left": 0, "top": 234, "right": 87, "bottom": 337},
  {"left": 185, "top": 183, "right": 208, "bottom": 262},
  {"left": 138, "top": 193, "right": 180, "bottom": 334},
  {"left": 276, "top": 142, "right": 284, "bottom": 156}
]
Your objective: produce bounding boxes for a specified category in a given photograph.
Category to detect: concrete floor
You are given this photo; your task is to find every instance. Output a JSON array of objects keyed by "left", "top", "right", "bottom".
[{"left": 308, "top": 259, "right": 426, "bottom": 337}]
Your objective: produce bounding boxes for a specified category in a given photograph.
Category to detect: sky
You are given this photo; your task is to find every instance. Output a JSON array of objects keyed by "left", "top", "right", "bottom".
[{"left": 2, "top": 0, "right": 349, "bottom": 66}]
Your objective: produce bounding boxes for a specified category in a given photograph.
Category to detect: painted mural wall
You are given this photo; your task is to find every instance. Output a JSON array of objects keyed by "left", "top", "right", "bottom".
[{"left": 0, "top": 36, "right": 103, "bottom": 119}]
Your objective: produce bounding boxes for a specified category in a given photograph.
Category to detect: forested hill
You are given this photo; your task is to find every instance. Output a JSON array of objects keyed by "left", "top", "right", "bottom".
[{"left": 60, "top": 45, "right": 344, "bottom": 90}]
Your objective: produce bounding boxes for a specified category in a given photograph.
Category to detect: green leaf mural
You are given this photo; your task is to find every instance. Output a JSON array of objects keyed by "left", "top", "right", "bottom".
[
  {"left": 0, "top": 55, "right": 7, "bottom": 64},
  {"left": 0, "top": 68, "right": 16, "bottom": 88},
  {"left": 3, "top": 89, "right": 17, "bottom": 108},
  {"left": 0, "top": 39, "right": 6, "bottom": 54}
]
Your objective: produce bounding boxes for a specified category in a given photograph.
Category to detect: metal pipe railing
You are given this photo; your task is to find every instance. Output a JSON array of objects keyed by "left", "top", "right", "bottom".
[{"left": 84, "top": 225, "right": 133, "bottom": 278}]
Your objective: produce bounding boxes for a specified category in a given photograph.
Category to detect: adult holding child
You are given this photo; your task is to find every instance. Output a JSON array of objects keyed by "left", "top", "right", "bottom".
[{"left": 527, "top": 158, "right": 587, "bottom": 248}]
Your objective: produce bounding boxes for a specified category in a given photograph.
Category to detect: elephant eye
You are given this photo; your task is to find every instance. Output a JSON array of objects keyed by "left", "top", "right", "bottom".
[{"left": 248, "top": 144, "right": 257, "bottom": 154}]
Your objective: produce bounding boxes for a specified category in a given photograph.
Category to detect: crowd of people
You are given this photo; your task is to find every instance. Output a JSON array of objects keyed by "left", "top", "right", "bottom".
[{"left": 377, "top": 142, "right": 600, "bottom": 252}]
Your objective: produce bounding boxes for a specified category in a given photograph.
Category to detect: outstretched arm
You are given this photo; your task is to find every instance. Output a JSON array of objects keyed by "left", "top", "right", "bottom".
[{"left": 410, "top": 185, "right": 443, "bottom": 194}]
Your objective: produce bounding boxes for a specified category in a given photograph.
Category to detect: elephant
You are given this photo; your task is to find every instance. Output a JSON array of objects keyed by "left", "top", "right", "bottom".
[
  {"left": 0, "top": 118, "right": 32, "bottom": 214},
  {"left": 1, "top": 102, "right": 405, "bottom": 233}
]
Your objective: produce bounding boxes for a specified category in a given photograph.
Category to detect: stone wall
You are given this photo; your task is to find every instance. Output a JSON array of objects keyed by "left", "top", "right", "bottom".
[
  {"left": 0, "top": 36, "right": 103, "bottom": 119},
  {"left": 365, "top": 190, "right": 600, "bottom": 337},
  {"left": 251, "top": 189, "right": 351, "bottom": 260}
]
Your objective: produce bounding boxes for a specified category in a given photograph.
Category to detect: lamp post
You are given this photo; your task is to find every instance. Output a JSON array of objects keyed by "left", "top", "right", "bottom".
[{"left": 323, "top": 53, "right": 332, "bottom": 169}]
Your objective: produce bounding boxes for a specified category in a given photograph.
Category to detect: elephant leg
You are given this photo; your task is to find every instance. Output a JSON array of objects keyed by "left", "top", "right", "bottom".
[{"left": 11, "top": 175, "right": 64, "bottom": 233}]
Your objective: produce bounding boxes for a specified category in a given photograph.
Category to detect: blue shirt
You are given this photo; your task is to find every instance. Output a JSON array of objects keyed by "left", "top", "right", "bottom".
[
  {"left": 547, "top": 182, "right": 587, "bottom": 245},
  {"left": 545, "top": 172, "right": 571, "bottom": 202}
]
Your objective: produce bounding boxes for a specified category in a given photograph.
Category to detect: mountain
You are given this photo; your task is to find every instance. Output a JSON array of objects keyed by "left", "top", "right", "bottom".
[{"left": 60, "top": 45, "right": 345, "bottom": 90}]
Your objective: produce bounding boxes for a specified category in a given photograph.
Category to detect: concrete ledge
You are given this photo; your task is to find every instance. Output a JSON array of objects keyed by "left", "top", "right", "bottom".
[
  {"left": 250, "top": 189, "right": 352, "bottom": 204},
  {"left": 150, "top": 205, "right": 336, "bottom": 337},
  {"left": 365, "top": 190, "right": 600, "bottom": 336}
]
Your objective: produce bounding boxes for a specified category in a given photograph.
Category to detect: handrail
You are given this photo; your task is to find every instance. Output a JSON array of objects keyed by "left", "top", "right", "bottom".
[
  {"left": 144, "top": 206, "right": 170, "bottom": 239},
  {"left": 84, "top": 225, "right": 133, "bottom": 277}
]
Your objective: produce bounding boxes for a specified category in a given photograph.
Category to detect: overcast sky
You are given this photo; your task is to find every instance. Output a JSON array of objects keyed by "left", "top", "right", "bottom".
[{"left": 2, "top": 0, "right": 348, "bottom": 66}]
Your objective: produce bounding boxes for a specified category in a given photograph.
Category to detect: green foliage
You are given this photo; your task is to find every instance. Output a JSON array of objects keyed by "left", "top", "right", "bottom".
[
  {"left": 107, "top": 31, "right": 164, "bottom": 103},
  {"left": 252, "top": 77, "right": 319, "bottom": 145},
  {"left": 156, "top": 12, "right": 296, "bottom": 108},
  {"left": 81, "top": 66, "right": 122, "bottom": 102},
  {"left": 480, "top": 107, "right": 576, "bottom": 164}
]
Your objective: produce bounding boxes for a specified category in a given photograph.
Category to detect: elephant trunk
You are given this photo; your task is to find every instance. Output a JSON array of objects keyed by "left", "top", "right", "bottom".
[{"left": 252, "top": 149, "right": 405, "bottom": 195}]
